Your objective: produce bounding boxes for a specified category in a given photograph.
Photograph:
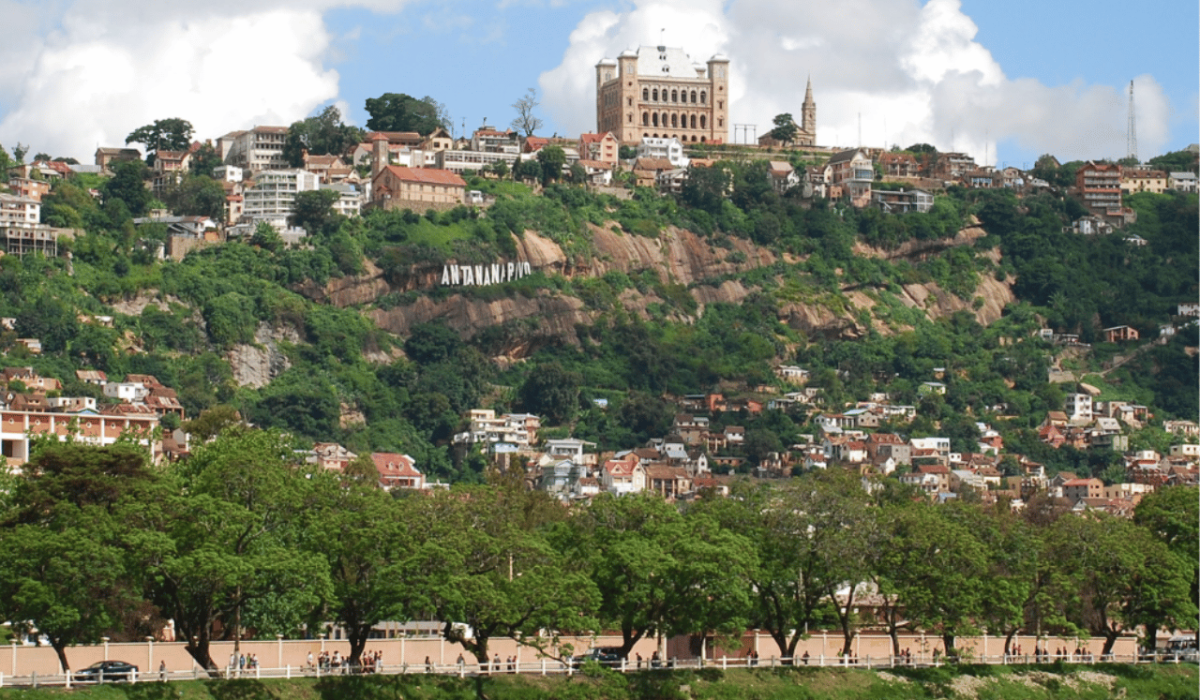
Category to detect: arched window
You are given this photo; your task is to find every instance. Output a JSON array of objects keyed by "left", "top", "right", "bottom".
[
  {"left": 700, "top": 91, "right": 706, "bottom": 104},
  {"left": 652, "top": 88, "right": 659, "bottom": 101},
  {"left": 671, "top": 113, "right": 677, "bottom": 128},
  {"left": 718, "top": 100, "right": 723, "bottom": 109},
  {"left": 627, "top": 97, "right": 633, "bottom": 106},
  {"left": 642, "top": 88, "right": 649, "bottom": 101},
  {"left": 700, "top": 115, "right": 706, "bottom": 129},
  {"left": 690, "top": 114, "right": 696, "bottom": 129},
  {"left": 701, "top": 136, "right": 706, "bottom": 142},
  {"left": 671, "top": 90, "right": 678, "bottom": 103},
  {"left": 652, "top": 113, "right": 658, "bottom": 127},
  {"left": 628, "top": 113, "right": 633, "bottom": 123},
  {"left": 691, "top": 90, "right": 697, "bottom": 103},
  {"left": 643, "top": 112, "right": 649, "bottom": 126}
]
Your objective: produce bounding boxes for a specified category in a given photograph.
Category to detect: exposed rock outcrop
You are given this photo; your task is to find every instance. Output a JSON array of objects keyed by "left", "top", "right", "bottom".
[
  {"left": 227, "top": 324, "right": 299, "bottom": 388},
  {"left": 307, "top": 221, "right": 1014, "bottom": 352}
]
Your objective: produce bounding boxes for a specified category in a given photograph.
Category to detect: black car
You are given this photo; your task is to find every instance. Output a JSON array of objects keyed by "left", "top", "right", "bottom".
[
  {"left": 575, "top": 647, "right": 624, "bottom": 666},
  {"left": 74, "top": 660, "right": 139, "bottom": 682}
]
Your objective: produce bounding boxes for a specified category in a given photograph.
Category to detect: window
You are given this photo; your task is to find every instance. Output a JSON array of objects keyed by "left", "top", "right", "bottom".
[
  {"left": 700, "top": 91, "right": 706, "bottom": 104},
  {"left": 671, "top": 90, "right": 678, "bottom": 103},
  {"left": 643, "top": 112, "right": 649, "bottom": 126},
  {"left": 652, "top": 113, "right": 658, "bottom": 127},
  {"left": 690, "top": 114, "right": 696, "bottom": 129},
  {"left": 628, "top": 114, "right": 633, "bottom": 123},
  {"left": 718, "top": 100, "right": 723, "bottom": 109},
  {"left": 643, "top": 88, "right": 649, "bottom": 101},
  {"left": 627, "top": 97, "right": 632, "bottom": 106},
  {"left": 691, "top": 90, "right": 697, "bottom": 103},
  {"left": 652, "top": 89, "right": 658, "bottom": 101},
  {"left": 671, "top": 114, "right": 677, "bottom": 128},
  {"left": 700, "top": 115, "right": 706, "bottom": 129}
]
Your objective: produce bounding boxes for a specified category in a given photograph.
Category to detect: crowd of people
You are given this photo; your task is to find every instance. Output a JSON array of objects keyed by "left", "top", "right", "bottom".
[{"left": 303, "top": 649, "right": 386, "bottom": 674}]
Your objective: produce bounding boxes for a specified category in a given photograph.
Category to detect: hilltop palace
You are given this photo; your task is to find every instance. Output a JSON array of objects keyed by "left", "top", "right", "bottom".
[{"left": 594, "top": 45, "right": 816, "bottom": 147}]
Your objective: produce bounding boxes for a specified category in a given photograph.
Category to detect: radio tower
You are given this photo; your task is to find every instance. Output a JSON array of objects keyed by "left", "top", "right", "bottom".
[{"left": 1126, "top": 80, "right": 1138, "bottom": 162}]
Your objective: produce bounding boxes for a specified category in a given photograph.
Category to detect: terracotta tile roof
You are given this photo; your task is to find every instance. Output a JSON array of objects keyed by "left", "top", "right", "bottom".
[
  {"left": 371, "top": 452, "right": 421, "bottom": 478},
  {"left": 378, "top": 166, "right": 466, "bottom": 187}
]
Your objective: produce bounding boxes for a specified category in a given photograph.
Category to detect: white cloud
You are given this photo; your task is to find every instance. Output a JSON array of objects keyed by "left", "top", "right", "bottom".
[
  {"left": 540, "top": 0, "right": 1172, "bottom": 164},
  {"left": 0, "top": 0, "right": 415, "bottom": 160}
]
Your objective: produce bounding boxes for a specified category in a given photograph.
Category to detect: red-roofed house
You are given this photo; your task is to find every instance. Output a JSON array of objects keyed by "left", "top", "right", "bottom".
[
  {"left": 1061, "top": 478, "right": 1103, "bottom": 503},
  {"left": 601, "top": 452, "right": 645, "bottom": 495},
  {"left": 578, "top": 132, "right": 619, "bottom": 167},
  {"left": 370, "top": 166, "right": 466, "bottom": 212},
  {"left": 371, "top": 452, "right": 424, "bottom": 490}
]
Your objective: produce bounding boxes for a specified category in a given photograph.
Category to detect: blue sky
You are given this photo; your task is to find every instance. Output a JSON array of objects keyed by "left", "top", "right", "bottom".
[{"left": 0, "top": 0, "right": 1194, "bottom": 168}]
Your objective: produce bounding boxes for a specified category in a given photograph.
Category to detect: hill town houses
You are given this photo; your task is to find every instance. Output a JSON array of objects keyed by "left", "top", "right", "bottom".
[
  {"left": 291, "top": 363, "right": 1196, "bottom": 511},
  {"left": 11, "top": 43, "right": 1182, "bottom": 265}
]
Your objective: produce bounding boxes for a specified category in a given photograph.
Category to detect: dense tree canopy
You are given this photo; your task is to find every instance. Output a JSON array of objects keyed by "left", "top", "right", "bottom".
[{"left": 364, "top": 93, "right": 446, "bottom": 135}]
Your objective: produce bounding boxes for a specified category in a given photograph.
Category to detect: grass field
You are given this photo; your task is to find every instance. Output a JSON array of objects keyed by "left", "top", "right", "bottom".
[{"left": 1, "top": 663, "right": 1195, "bottom": 700}]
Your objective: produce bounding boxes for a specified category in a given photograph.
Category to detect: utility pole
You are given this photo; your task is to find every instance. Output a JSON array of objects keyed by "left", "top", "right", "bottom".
[{"left": 1127, "top": 80, "right": 1138, "bottom": 162}]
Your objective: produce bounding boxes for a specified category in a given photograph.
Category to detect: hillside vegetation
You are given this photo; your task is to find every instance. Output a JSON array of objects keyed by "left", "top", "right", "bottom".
[{"left": 7, "top": 158, "right": 1198, "bottom": 481}]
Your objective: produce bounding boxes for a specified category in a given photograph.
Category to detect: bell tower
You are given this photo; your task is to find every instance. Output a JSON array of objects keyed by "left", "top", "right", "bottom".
[{"left": 802, "top": 76, "right": 816, "bottom": 141}]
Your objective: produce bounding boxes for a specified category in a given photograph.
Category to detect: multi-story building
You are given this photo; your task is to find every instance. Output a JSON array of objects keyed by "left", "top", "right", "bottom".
[
  {"left": 1120, "top": 168, "right": 1168, "bottom": 195},
  {"left": 1065, "top": 392, "right": 1093, "bottom": 423},
  {"left": 826, "top": 148, "right": 873, "bottom": 207},
  {"left": 636, "top": 137, "right": 689, "bottom": 167},
  {"left": 0, "top": 407, "right": 161, "bottom": 465},
  {"left": 1075, "top": 161, "right": 1123, "bottom": 217},
  {"left": 870, "top": 188, "right": 934, "bottom": 214},
  {"left": 219, "top": 126, "right": 290, "bottom": 174},
  {"left": 241, "top": 169, "right": 320, "bottom": 229},
  {"left": 320, "top": 182, "right": 364, "bottom": 218},
  {"left": 595, "top": 45, "right": 729, "bottom": 145},
  {"left": 578, "top": 132, "right": 620, "bottom": 166}
]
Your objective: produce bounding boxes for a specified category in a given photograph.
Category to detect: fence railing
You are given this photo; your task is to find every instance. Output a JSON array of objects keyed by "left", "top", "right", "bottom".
[{"left": 0, "top": 651, "right": 1191, "bottom": 688}]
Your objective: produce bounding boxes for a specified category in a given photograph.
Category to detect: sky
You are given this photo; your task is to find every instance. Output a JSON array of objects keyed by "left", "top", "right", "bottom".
[{"left": 0, "top": 0, "right": 1195, "bottom": 170}]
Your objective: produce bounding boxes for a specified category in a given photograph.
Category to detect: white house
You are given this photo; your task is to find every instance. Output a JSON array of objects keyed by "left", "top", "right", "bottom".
[{"left": 637, "top": 137, "right": 689, "bottom": 168}]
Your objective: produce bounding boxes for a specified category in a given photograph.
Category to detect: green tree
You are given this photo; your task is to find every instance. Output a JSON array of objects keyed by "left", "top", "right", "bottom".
[
  {"left": 536, "top": 145, "right": 567, "bottom": 184},
  {"left": 289, "top": 189, "right": 342, "bottom": 234},
  {"left": 188, "top": 142, "right": 223, "bottom": 177},
  {"left": 513, "top": 159, "right": 542, "bottom": 183},
  {"left": 510, "top": 87, "right": 544, "bottom": 137},
  {"left": 696, "top": 481, "right": 835, "bottom": 660},
  {"left": 768, "top": 113, "right": 798, "bottom": 144},
  {"left": 148, "top": 429, "right": 331, "bottom": 672},
  {"left": 557, "top": 492, "right": 754, "bottom": 659},
  {"left": 681, "top": 165, "right": 730, "bottom": 215},
  {"left": 125, "top": 118, "right": 195, "bottom": 158},
  {"left": 101, "top": 159, "right": 152, "bottom": 218},
  {"left": 283, "top": 105, "right": 364, "bottom": 167},
  {"left": 411, "top": 485, "right": 596, "bottom": 664},
  {"left": 162, "top": 174, "right": 226, "bottom": 220},
  {"left": 1133, "top": 486, "right": 1200, "bottom": 647},
  {"left": 0, "top": 444, "right": 159, "bottom": 671},
  {"left": 880, "top": 501, "right": 987, "bottom": 656},
  {"left": 1047, "top": 512, "right": 1190, "bottom": 656},
  {"left": 307, "top": 473, "right": 417, "bottom": 666},
  {"left": 364, "top": 93, "right": 446, "bottom": 135},
  {"left": 519, "top": 362, "right": 581, "bottom": 425}
]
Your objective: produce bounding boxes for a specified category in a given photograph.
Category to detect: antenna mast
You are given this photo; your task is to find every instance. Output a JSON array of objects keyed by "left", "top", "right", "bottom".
[{"left": 1127, "top": 80, "right": 1138, "bottom": 162}]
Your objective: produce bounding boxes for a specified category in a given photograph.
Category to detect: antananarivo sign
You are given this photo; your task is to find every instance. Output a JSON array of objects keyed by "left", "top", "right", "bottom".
[{"left": 441, "top": 260, "right": 533, "bottom": 286}]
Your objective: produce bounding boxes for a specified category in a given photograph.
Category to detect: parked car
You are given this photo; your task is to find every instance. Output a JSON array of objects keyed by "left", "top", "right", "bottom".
[
  {"left": 74, "top": 660, "right": 139, "bottom": 682},
  {"left": 574, "top": 647, "right": 623, "bottom": 666}
]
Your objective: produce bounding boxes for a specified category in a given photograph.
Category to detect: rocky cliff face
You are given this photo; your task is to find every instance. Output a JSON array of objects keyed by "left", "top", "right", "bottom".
[
  {"left": 227, "top": 323, "right": 299, "bottom": 388},
  {"left": 301, "top": 223, "right": 1014, "bottom": 353}
]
